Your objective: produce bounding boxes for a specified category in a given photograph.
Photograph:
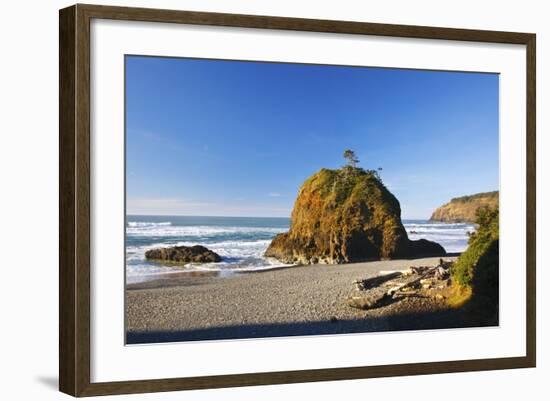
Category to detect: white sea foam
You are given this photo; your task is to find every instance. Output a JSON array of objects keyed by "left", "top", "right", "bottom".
[
  {"left": 404, "top": 223, "right": 475, "bottom": 253},
  {"left": 403, "top": 221, "right": 475, "bottom": 253},
  {"left": 126, "top": 238, "right": 293, "bottom": 282},
  {"left": 404, "top": 222, "right": 472, "bottom": 229},
  {"left": 127, "top": 221, "right": 172, "bottom": 227},
  {"left": 126, "top": 239, "right": 273, "bottom": 261},
  {"left": 126, "top": 219, "right": 475, "bottom": 282},
  {"left": 126, "top": 225, "right": 286, "bottom": 237}
]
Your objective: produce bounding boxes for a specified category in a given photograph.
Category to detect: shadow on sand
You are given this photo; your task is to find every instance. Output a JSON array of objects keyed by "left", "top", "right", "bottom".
[
  {"left": 126, "top": 249, "right": 498, "bottom": 345},
  {"left": 127, "top": 307, "right": 497, "bottom": 345}
]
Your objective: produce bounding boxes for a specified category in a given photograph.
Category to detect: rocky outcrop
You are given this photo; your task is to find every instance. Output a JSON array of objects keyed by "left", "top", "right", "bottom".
[
  {"left": 264, "top": 167, "right": 445, "bottom": 265},
  {"left": 430, "top": 191, "right": 498, "bottom": 223},
  {"left": 145, "top": 245, "right": 222, "bottom": 263}
]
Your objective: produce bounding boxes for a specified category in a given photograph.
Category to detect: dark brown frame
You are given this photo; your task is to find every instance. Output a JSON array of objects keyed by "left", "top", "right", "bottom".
[{"left": 59, "top": 3, "right": 536, "bottom": 397}]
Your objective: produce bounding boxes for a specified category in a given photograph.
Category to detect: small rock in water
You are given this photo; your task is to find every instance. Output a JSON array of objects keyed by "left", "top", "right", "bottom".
[{"left": 145, "top": 245, "right": 222, "bottom": 263}]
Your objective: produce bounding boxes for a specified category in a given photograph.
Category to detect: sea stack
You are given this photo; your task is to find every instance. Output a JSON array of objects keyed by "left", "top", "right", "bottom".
[{"left": 265, "top": 167, "right": 445, "bottom": 265}]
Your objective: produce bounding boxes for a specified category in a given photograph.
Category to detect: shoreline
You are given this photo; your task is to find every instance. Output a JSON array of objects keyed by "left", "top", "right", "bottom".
[
  {"left": 126, "top": 252, "right": 463, "bottom": 285},
  {"left": 126, "top": 216, "right": 473, "bottom": 284},
  {"left": 125, "top": 255, "right": 492, "bottom": 344}
]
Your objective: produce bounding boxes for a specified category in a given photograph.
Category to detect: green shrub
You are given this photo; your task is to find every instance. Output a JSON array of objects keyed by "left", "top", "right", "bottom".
[{"left": 452, "top": 206, "right": 499, "bottom": 287}]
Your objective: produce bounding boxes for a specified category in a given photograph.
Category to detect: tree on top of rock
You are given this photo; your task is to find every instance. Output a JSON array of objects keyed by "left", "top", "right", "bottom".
[
  {"left": 341, "top": 149, "right": 383, "bottom": 183},
  {"left": 343, "top": 149, "right": 359, "bottom": 168}
]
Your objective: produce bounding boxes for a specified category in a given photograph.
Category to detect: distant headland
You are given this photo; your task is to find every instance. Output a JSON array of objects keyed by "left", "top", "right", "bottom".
[{"left": 430, "top": 191, "right": 499, "bottom": 223}]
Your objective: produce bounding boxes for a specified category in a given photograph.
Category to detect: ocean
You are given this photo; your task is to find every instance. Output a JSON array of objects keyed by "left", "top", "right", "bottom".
[{"left": 126, "top": 215, "right": 475, "bottom": 283}]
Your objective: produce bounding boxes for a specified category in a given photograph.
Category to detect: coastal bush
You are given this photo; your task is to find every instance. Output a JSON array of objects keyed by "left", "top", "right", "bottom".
[{"left": 450, "top": 206, "right": 499, "bottom": 316}]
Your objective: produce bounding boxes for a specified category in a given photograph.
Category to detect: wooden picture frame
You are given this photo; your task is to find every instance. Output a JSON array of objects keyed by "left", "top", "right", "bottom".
[{"left": 59, "top": 3, "right": 536, "bottom": 397}]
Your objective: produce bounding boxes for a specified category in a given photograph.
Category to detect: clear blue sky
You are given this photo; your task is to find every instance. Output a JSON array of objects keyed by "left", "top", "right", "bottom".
[{"left": 126, "top": 56, "right": 499, "bottom": 219}]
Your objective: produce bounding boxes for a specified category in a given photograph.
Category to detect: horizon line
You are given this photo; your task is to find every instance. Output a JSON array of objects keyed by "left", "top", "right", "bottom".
[{"left": 126, "top": 213, "right": 429, "bottom": 220}]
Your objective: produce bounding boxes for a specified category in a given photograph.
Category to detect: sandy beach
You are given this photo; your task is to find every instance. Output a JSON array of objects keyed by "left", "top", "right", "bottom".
[{"left": 124, "top": 256, "right": 485, "bottom": 344}]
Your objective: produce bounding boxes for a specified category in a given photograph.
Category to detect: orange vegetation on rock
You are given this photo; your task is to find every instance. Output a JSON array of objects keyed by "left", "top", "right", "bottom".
[{"left": 265, "top": 167, "right": 445, "bottom": 265}]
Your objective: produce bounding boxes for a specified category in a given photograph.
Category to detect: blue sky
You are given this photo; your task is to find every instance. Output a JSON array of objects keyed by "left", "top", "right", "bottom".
[{"left": 126, "top": 56, "right": 499, "bottom": 219}]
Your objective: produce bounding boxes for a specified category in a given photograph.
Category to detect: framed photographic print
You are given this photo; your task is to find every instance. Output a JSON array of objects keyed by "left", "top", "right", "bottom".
[{"left": 59, "top": 4, "right": 536, "bottom": 397}]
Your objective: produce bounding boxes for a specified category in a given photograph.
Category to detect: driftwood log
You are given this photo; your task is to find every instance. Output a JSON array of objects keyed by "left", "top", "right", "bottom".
[{"left": 347, "top": 264, "right": 446, "bottom": 310}]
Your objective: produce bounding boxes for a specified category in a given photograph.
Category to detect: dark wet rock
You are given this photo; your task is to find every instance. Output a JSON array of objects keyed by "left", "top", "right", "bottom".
[{"left": 145, "top": 245, "right": 222, "bottom": 264}]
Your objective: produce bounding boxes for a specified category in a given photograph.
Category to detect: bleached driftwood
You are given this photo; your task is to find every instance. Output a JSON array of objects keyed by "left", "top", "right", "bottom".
[
  {"left": 347, "top": 286, "right": 391, "bottom": 310},
  {"left": 347, "top": 265, "right": 440, "bottom": 310}
]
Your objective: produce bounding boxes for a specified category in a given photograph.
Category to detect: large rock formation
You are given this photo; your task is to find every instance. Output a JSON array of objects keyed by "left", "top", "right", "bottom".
[
  {"left": 430, "top": 191, "right": 498, "bottom": 223},
  {"left": 265, "top": 167, "right": 445, "bottom": 264},
  {"left": 145, "top": 245, "right": 222, "bottom": 263}
]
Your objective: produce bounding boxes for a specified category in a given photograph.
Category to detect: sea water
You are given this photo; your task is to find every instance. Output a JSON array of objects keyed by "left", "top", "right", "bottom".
[{"left": 126, "top": 215, "right": 475, "bottom": 283}]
